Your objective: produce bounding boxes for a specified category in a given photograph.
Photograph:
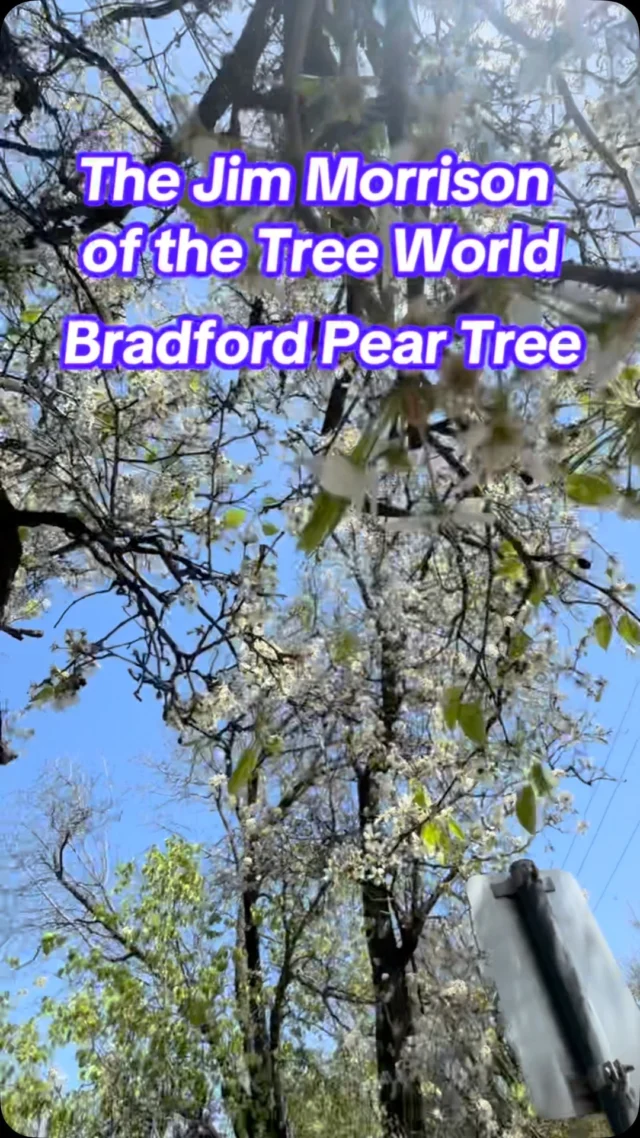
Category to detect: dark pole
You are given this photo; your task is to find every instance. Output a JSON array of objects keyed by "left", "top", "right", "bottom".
[{"left": 505, "top": 859, "right": 637, "bottom": 1135}]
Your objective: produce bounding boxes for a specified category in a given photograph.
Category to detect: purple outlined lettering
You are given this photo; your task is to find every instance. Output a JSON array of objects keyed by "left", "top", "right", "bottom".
[
  {"left": 76, "top": 148, "right": 554, "bottom": 211},
  {"left": 455, "top": 316, "right": 587, "bottom": 370},
  {"left": 315, "top": 317, "right": 453, "bottom": 370},
  {"left": 301, "top": 150, "right": 554, "bottom": 207},
  {"left": 253, "top": 222, "right": 383, "bottom": 278},
  {"left": 253, "top": 223, "right": 296, "bottom": 277},
  {"left": 546, "top": 326, "right": 587, "bottom": 367},
  {"left": 391, "top": 222, "right": 565, "bottom": 278},
  {"left": 270, "top": 317, "right": 315, "bottom": 368},
  {"left": 60, "top": 315, "right": 316, "bottom": 371},
  {"left": 77, "top": 153, "right": 119, "bottom": 205},
  {"left": 60, "top": 317, "right": 102, "bottom": 368},
  {"left": 301, "top": 153, "right": 362, "bottom": 206},
  {"left": 354, "top": 323, "right": 453, "bottom": 369},
  {"left": 60, "top": 314, "right": 585, "bottom": 373},
  {"left": 391, "top": 224, "right": 455, "bottom": 277},
  {"left": 78, "top": 223, "right": 149, "bottom": 278},
  {"left": 149, "top": 223, "right": 248, "bottom": 278},
  {"left": 456, "top": 317, "right": 498, "bottom": 369},
  {"left": 315, "top": 317, "right": 360, "bottom": 368},
  {"left": 76, "top": 152, "right": 185, "bottom": 206},
  {"left": 189, "top": 152, "right": 296, "bottom": 206}
]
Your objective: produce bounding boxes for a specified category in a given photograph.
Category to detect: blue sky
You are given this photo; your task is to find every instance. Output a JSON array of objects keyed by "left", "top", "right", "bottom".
[
  {"left": 531, "top": 509, "right": 640, "bottom": 972},
  {"left": 1, "top": 511, "right": 639, "bottom": 956},
  {"left": 1, "top": 0, "right": 639, "bottom": 1103}
]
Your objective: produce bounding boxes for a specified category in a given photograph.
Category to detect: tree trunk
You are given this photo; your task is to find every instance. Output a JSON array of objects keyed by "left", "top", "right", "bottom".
[
  {"left": 234, "top": 774, "right": 290, "bottom": 1138},
  {"left": 358, "top": 768, "right": 428, "bottom": 1138},
  {"left": 0, "top": 486, "right": 22, "bottom": 622}
]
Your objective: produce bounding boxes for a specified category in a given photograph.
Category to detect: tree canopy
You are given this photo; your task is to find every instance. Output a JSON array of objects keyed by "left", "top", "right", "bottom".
[{"left": 0, "top": 1, "right": 639, "bottom": 1136}]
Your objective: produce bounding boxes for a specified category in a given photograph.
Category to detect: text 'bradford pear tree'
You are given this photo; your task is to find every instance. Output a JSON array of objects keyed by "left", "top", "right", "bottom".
[{"left": 1, "top": 1, "right": 640, "bottom": 1137}]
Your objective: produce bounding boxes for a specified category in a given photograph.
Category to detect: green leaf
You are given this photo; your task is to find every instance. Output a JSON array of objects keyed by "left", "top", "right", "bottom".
[
  {"left": 458, "top": 701, "right": 487, "bottom": 746},
  {"left": 41, "top": 932, "right": 66, "bottom": 957},
  {"left": 298, "top": 490, "right": 348, "bottom": 553},
  {"left": 30, "top": 683, "right": 55, "bottom": 706},
  {"left": 21, "top": 307, "right": 41, "bottom": 324},
  {"left": 295, "top": 74, "right": 324, "bottom": 100},
  {"left": 411, "top": 783, "right": 431, "bottom": 812},
  {"left": 447, "top": 818, "right": 465, "bottom": 841},
  {"left": 509, "top": 630, "right": 532, "bottom": 660},
  {"left": 262, "top": 496, "right": 279, "bottom": 507},
  {"left": 96, "top": 406, "right": 116, "bottom": 438},
  {"left": 593, "top": 614, "right": 613, "bottom": 650},
  {"left": 228, "top": 747, "right": 258, "bottom": 796},
  {"left": 185, "top": 997, "right": 209, "bottom": 1028},
  {"left": 261, "top": 522, "right": 280, "bottom": 536},
  {"left": 350, "top": 427, "right": 379, "bottom": 465},
  {"left": 527, "top": 570, "right": 548, "bottom": 607},
  {"left": 565, "top": 472, "right": 615, "bottom": 506},
  {"left": 516, "top": 784, "right": 537, "bottom": 835},
  {"left": 529, "top": 761, "right": 555, "bottom": 797},
  {"left": 381, "top": 442, "right": 412, "bottom": 472},
  {"left": 442, "top": 686, "right": 462, "bottom": 730},
  {"left": 222, "top": 508, "right": 247, "bottom": 529},
  {"left": 496, "top": 541, "right": 526, "bottom": 582},
  {"left": 617, "top": 613, "right": 640, "bottom": 647},
  {"left": 331, "top": 630, "right": 360, "bottom": 663},
  {"left": 421, "top": 821, "right": 444, "bottom": 855}
]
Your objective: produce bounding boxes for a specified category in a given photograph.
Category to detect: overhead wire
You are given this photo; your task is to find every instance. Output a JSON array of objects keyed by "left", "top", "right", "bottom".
[
  {"left": 575, "top": 736, "right": 638, "bottom": 878},
  {"left": 593, "top": 815, "right": 640, "bottom": 914},
  {"left": 561, "top": 677, "right": 640, "bottom": 870},
  {"left": 180, "top": 7, "right": 216, "bottom": 80}
]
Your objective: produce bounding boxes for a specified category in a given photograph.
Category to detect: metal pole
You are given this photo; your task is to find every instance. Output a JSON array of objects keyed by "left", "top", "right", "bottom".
[{"left": 504, "top": 860, "right": 637, "bottom": 1135}]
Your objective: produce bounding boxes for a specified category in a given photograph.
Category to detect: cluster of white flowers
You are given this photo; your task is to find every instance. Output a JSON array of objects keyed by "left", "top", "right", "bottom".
[
  {"left": 323, "top": 845, "right": 366, "bottom": 886},
  {"left": 475, "top": 1096, "right": 498, "bottom": 1135},
  {"left": 440, "top": 979, "right": 469, "bottom": 1003}
]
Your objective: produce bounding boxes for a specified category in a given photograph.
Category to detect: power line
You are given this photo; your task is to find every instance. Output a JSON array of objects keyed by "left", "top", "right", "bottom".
[
  {"left": 593, "top": 815, "right": 640, "bottom": 913},
  {"left": 180, "top": 9, "right": 216, "bottom": 80},
  {"left": 561, "top": 678, "right": 640, "bottom": 870},
  {"left": 575, "top": 737, "right": 638, "bottom": 878}
]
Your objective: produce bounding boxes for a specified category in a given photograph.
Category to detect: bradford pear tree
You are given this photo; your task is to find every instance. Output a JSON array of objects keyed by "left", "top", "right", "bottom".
[
  {"left": 0, "top": 0, "right": 639, "bottom": 726},
  {"left": 0, "top": 0, "right": 640, "bottom": 715},
  {"left": 1, "top": 2, "right": 639, "bottom": 1137},
  {"left": 2, "top": 486, "right": 608, "bottom": 1137}
]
